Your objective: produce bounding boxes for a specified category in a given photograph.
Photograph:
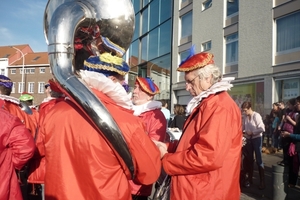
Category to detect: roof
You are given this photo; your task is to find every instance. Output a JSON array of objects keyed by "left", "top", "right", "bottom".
[
  {"left": 0, "top": 44, "right": 30, "bottom": 59},
  {"left": 10, "top": 52, "right": 49, "bottom": 66}
]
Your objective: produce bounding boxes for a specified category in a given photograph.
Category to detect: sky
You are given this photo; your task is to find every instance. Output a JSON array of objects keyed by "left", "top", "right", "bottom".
[{"left": 0, "top": 0, "right": 48, "bottom": 52}]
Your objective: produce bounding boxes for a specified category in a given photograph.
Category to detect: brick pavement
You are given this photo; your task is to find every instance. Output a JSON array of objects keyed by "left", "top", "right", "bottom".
[{"left": 240, "top": 152, "right": 300, "bottom": 200}]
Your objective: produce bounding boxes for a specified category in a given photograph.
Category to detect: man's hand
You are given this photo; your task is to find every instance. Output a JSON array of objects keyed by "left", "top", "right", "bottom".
[{"left": 152, "top": 140, "right": 168, "bottom": 159}]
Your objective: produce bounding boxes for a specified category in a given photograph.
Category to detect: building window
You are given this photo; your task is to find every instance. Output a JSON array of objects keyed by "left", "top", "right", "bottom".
[
  {"left": 0, "top": 69, "right": 4, "bottom": 75},
  {"left": 142, "top": 7, "right": 149, "bottom": 35},
  {"left": 276, "top": 11, "right": 300, "bottom": 53},
  {"left": 203, "top": 0, "right": 212, "bottom": 11},
  {"left": 40, "top": 67, "right": 46, "bottom": 73},
  {"left": 181, "top": 11, "right": 193, "bottom": 39},
  {"left": 226, "top": 33, "right": 238, "bottom": 65},
  {"left": 38, "top": 82, "right": 45, "bottom": 93},
  {"left": 227, "top": 0, "right": 239, "bottom": 17},
  {"left": 11, "top": 69, "right": 16, "bottom": 74},
  {"left": 202, "top": 40, "right": 212, "bottom": 51},
  {"left": 11, "top": 82, "right": 16, "bottom": 93},
  {"left": 28, "top": 82, "right": 34, "bottom": 93},
  {"left": 179, "top": 50, "right": 190, "bottom": 65},
  {"left": 18, "top": 82, "right": 24, "bottom": 93}
]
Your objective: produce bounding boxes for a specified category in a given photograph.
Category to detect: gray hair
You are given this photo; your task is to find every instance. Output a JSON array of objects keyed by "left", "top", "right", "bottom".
[{"left": 195, "top": 64, "right": 222, "bottom": 85}]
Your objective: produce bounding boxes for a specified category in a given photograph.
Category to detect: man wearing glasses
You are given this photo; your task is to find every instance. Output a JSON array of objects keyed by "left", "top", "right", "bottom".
[{"left": 153, "top": 48, "right": 243, "bottom": 200}]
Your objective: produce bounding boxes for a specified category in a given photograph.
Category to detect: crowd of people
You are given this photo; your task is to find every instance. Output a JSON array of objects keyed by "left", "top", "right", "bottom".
[{"left": 1, "top": 44, "right": 300, "bottom": 200}]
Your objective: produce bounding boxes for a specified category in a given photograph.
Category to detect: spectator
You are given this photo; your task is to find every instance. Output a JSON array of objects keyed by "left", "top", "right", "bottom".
[
  {"left": 168, "top": 104, "right": 186, "bottom": 130},
  {"left": 242, "top": 101, "right": 266, "bottom": 190},
  {"left": 262, "top": 114, "right": 271, "bottom": 147},
  {"left": 280, "top": 98, "right": 298, "bottom": 186},
  {"left": 0, "top": 99, "right": 35, "bottom": 200},
  {"left": 153, "top": 49, "right": 242, "bottom": 199},
  {"left": 271, "top": 111, "right": 280, "bottom": 151},
  {"left": 160, "top": 99, "right": 171, "bottom": 123},
  {"left": 281, "top": 95, "right": 300, "bottom": 188}
]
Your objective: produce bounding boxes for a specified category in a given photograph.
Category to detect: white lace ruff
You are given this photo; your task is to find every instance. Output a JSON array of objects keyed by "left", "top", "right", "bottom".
[
  {"left": 79, "top": 70, "right": 133, "bottom": 110},
  {"left": 132, "top": 100, "right": 162, "bottom": 116},
  {"left": 186, "top": 77, "right": 235, "bottom": 114}
]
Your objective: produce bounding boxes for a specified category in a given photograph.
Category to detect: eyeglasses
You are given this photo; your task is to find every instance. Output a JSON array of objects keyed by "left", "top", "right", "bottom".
[
  {"left": 186, "top": 75, "right": 200, "bottom": 85},
  {"left": 242, "top": 109, "right": 248, "bottom": 112}
]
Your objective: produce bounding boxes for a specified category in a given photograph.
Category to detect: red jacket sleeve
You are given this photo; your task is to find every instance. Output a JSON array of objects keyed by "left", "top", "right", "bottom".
[{"left": 3, "top": 110, "right": 35, "bottom": 170}]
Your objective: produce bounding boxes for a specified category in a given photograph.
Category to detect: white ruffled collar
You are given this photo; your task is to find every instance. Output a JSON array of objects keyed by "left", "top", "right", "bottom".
[
  {"left": 132, "top": 100, "right": 162, "bottom": 116},
  {"left": 186, "top": 77, "right": 234, "bottom": 114},
  {"left": 0, "top": 94, "right": 20, "bottom": 105},
  {"left": 41, "top": 96, "right": 56, "bottom": 103},
  {"left": 79, "top": 70, "right": 133, "bottom": 110}
]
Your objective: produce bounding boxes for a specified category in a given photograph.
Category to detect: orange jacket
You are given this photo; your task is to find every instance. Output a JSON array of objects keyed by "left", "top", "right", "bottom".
[
  {"left": 38, "top": 89, "right": 161, "bottom": 200},
  {"left": 28, "top": 98, "right": 64, "bottom": 184},
  {"left": 162, "top": 92, "right": 242, "bottom": 200},
  {"left": 0, "top": 107, "right": 35, "bottom": 200}
]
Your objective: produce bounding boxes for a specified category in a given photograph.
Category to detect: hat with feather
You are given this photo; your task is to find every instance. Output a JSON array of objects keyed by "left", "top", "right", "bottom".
[
  {"left": 135, "top": 77, "right": 159, "bottom": 96},
  {"left": 177, "top": 45, "right": 214, "bottom": 72}
]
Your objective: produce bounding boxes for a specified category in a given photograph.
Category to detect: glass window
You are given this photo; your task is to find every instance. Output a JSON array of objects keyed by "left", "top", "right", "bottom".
[
  {"left": 226, "top": 33, "right": 238, "bottom": 65},
  {"left": 18, "top": 82, "right": 24, "bottom": 93},
  {"left": 179, "top": 50, "right": 190, "bottom": 64},
  {"left": 133, "top": 0, "right": 140, "bottom": 13},
  {"left": 141, "top": 35, "right": 149, "bottom": 61},
  {"left": 143, "top": 0, "right": 149, "bottom": 7},
  {"left": 133, "top": 13, "right": 140, "bottom": 40},
  {"left": 149, "top": 0, "right": 159, "bottom": 30},
  {"left": 181, "top": 11, "right": 192, "bottom": 39},
  {"left": 160, "top": 0, "right": 171, "bottom": 23},
  {"left": 38, "top": 82, "right": 45, "bottom": 93},
  {"left": 28, "top": 82, "right": 34, "bottom": 93},
  {"left": 227, "top": 0, "right": 239, "bottom": 17},
  {"left": 0, "top": 69, "right": 4, "bottom": 75},
  {"left": 203, "top": 0, "right": 212, "bottom": 11},
  {"left": 159, "top": 20, "right": 171, "bottom": 56},
  {"left": 142, "top": 7, "right": 149, "bottom": 35},
  {"left": 148, "top": 28, "right": 159, "bottom": 60},
  {"left": 11, "top": 69, "right": 16, "bottom": 74},
  {"left": 276, "top": 78, "right": 300, "bottom": 101},
  {"left": 40, "top": 67, "right": 45, "bottom": 73},
  {"left": 30, "top": 68, "right": 35, "bottom": 74},
  {"left": 202, "top": 40, "right": 212, "bottom": 51},
  {"left": 276, "top": 11, "right": 300, "bottom": 53},
  {"left": 129, "top": 40, "right": 139, "bottom": 66},
  {"left": 11, "top": 82, "right": 15, "bottom": 93}
]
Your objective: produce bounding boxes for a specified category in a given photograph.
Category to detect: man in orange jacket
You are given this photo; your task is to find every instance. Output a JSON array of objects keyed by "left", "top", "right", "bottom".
[
  {"left": 38, "top": 53, "right": 161, "bottom": 200},
  {"left": 154, "top": 47, "right": 242, "bottom": 200}
]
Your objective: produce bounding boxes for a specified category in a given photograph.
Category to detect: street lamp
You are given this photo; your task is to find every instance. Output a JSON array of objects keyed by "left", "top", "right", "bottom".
[{"left": 11, "top": 46, "right": 25, "bottom": 93}]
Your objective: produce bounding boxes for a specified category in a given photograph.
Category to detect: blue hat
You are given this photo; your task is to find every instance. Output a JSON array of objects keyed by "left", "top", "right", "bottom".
[
  {"left": 0, "top": 75, "right": 13, "bottom": 89},
  {"left": 83, "top": 53, "right": 129, "bottom": 76}
]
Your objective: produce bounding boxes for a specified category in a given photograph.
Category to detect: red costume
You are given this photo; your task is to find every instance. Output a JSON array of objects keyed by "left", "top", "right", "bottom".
[
  {"left": 38, "top": 68, "right": 161, "bottom": 199},
  {"left": 161, "top": 50, "right": 242, "bottom": 199},
  {"left": 0, "top": 101, "right": 35, "bottom": 200},
  {"left": 130, "top": 77, "right": 167, "bottom": 196},
  {"left": 0, "top": 95, "right": 37, "bottom": 137}
]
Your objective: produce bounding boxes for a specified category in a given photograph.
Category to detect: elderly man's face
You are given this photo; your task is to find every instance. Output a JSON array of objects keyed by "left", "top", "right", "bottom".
[
  {"left": 185, "top": 70, "right": 212, "bottom": 97},
  {"left": 132, "top": 84, "right": 152, "bottom": 105}
]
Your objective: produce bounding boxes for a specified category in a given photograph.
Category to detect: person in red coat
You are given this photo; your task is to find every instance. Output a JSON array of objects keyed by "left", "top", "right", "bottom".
[
  {"left": 130, "top": 77, "right": 167, "bottom": 199},
  {"left": 0, "top": 99, "right": 35, "bottom": 200},
  {"left": 154, "top": 47, "right": 242, "bottom": 200},
  {"left": 0, "top": 75, "right": 37, "bottom": 137},
  {"left": 38, "top": 53, "right": 161, "bottom": 200}
]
